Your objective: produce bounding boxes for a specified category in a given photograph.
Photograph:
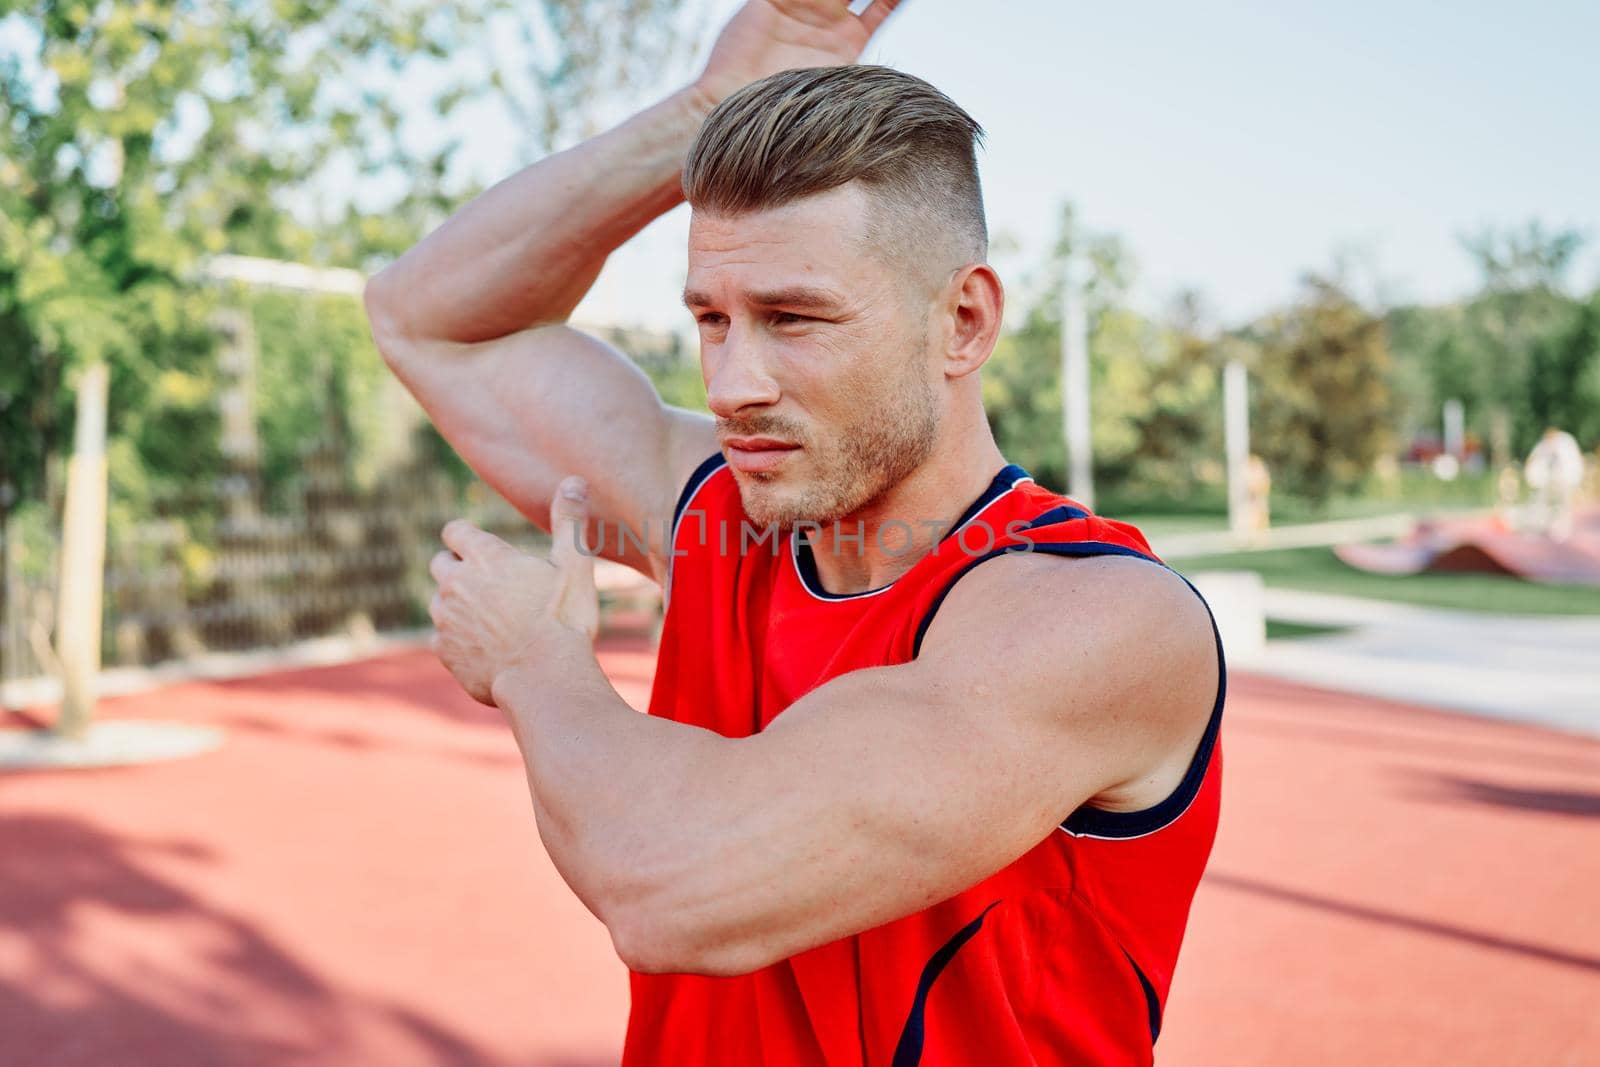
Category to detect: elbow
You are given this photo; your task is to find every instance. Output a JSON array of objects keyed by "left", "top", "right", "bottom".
[
  {"left": 604, "top": 894, "right": 778, "bottom": 978},
  {"left": 604, "top": 908, "right": 681, "bottom": 975},
  {"left": 362, "top": 267, "right": 414, "bottom": 370}
]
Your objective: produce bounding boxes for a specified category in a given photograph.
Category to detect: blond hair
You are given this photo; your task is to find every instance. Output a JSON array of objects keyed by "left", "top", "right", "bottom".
[{"left": 683, "top": 65, "right": 988, "bottom": 270}]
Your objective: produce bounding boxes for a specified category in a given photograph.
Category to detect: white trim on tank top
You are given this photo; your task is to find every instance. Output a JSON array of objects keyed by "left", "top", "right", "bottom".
[{"left": 790, "top": 473, "right": 1036, "bottom": 604}]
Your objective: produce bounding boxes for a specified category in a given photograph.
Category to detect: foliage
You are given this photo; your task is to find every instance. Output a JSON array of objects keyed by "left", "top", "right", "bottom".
[
  {"left": 1386, "top": 223, "right": 1597, "bottom": 461},
  {"left": 1525, "top": 291, "right": 1600, "bottom": 447},
  {"left": 0, "top": 0, "right": 690, "bottom": 519},
  {"left": 983, "top": 204, "right": 1223, "bottom": 503},
  {"left": 1105, "top": 293, "right": 1224, "bottom": 500},
  {"left": 646, "top": 354, "right": 712, "bottom": 415},
  {"left": 493, "top": 0, "right": 696, "bottom": 161},
  {"left": 246, "top": 288, "right": 391, "bottom": 500},
  {"left": 1239, "top": 273, "right": 1394, "bottom": 507},
  {"left": 988, "top": 211, "right": 1595, "bottom": 521}
]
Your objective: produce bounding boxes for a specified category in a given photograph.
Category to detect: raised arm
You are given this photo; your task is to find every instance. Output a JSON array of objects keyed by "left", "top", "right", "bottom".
[
  {"left": 364, "top": 0, "right": 906, "bottom": 582},
  {"left": 363, "top": 88, "right": 715, "bottom": 583}
]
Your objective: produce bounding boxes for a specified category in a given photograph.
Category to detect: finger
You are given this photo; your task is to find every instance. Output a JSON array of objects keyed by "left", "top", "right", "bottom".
[
  {"left": 549, "top": 476, "right": 599, "bottom": 636},
  {"left": 428, "top": 592, "right": 445, "bottom": 627},
  {"left": 549, "top": 476, "right": 597, "bottom": 589},
  {"left": 855, "top": 0, "right": 903, "bottom": 34},
  {"left": 441, "top": 518, "right": 504, "bottom": 559},
  {"left": 429, "top": 549, "right": 460, "bottom": 585}
]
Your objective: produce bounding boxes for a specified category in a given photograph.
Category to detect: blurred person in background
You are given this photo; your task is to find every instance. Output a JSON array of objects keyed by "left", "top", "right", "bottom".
[
  {"left": 1245, "top": 453, "right": 1272, "bottom": 535},
  {"left": 1524, "top": 426, "right": 1585, "bottom": 539}
]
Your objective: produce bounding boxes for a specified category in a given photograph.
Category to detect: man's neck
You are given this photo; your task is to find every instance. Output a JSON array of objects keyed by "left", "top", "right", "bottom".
[{"left": 804, "top": 439, "right": 1010, "bottom": 596}]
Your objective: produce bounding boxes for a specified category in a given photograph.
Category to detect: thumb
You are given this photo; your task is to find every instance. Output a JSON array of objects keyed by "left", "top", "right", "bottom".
[{"left": 549, "top": 476, "right": 599, "bottom": 636}]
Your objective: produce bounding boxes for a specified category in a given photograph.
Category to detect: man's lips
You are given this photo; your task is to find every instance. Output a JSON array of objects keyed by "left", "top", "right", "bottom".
[{"left": 723, "top": 437, "right": 800, "bottom": 474}]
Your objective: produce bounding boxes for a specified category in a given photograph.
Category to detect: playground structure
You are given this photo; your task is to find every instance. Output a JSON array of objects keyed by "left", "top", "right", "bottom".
[{"left": 1336, "top": 507, "right": 1600, "bottom": 587}]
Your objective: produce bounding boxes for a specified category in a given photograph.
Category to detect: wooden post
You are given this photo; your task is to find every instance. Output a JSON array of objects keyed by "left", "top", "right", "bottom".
[
  {"left": 1061, "top": 264, "right": 1094, "bottom": 509},
  {"left": 0, "top": 491, "right": 11, "bottom": 711},
  {"left": 215, "top": 308, "right": 260, "bottom": 518},
  {"left": 55, "top": 363, "right": 109, "bottom": 739}
]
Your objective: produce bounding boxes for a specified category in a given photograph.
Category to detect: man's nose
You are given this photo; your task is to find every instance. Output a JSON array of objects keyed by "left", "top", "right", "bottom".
[{"left": 705, "top": 341, "right": 781, "bottom": 419}]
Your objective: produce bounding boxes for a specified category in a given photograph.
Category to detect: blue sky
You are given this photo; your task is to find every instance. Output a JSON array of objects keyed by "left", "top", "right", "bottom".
[
  {"left": 13, "top": 1, "right": 1592, "bottom": 334},
  {"left": 525, "top": 0, "right": 1598, "bottom": 334}
]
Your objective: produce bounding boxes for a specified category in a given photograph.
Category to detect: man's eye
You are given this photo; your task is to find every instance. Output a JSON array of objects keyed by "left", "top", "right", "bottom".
[
  {"left": 773, "top": 312, "right": 812, "bottom": 325},
  {"left": 696, "top": 313, "right": 726, "bottom": 326}
]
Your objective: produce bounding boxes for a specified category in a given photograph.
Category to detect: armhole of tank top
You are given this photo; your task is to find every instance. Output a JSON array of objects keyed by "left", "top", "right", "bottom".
[
  {"left": 910, "top": 539, "right": 1227, "bottom": 842},
  {"left": 664, "top": 453, "right": 728, "bottom": 611}
]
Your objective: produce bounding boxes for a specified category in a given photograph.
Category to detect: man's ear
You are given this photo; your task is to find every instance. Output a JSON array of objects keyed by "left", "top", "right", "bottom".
[{"left": 941, "top": 263, "right": 1003, "bottom": 379}]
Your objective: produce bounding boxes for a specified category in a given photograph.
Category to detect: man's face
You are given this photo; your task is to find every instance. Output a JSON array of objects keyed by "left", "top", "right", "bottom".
[{"left": 684, "top": 183, "right": 942, "bottom": 529}]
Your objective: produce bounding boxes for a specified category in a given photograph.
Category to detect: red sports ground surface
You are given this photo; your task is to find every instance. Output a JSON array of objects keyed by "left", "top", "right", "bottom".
[{"left": 4, "top": 637, "right": 1598, "bottom": 1066}]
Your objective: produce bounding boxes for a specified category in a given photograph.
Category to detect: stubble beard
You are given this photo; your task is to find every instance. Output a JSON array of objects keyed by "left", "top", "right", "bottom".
[{"left": 733, "top": 351, "right": 941, "bottom": 531}]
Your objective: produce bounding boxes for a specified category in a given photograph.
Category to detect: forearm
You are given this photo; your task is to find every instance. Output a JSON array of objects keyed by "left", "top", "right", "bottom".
[
  {"left": 489, "top": 652, "right": 950, "bottom": 977},
  {"left": 370, "top": 85, "right": 716, "bottom": 345},
  {"left": 491, "top": 649, "right": 734, "bottom": 948}
]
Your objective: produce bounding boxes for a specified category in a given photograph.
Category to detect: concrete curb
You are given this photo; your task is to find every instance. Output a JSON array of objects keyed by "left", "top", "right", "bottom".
[{"left": 1, "top": 629, "right": 431, "bottom": 713}]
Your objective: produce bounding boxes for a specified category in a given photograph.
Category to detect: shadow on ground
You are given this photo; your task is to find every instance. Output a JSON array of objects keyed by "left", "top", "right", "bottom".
[
  {"left": 1394, "top": 770, "right": 1600, "bottom": 818},
  {"left": 1204, "top": 870, "right": 1600, "bottom": 975},
  {"left": 0, "top": 812, "right": 495, "bottom": 1067}
]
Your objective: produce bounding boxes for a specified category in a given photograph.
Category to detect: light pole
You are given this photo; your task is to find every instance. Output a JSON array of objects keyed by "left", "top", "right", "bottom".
[{"left": 1061, "top": 258, "right": 1094, "bottom": 509}]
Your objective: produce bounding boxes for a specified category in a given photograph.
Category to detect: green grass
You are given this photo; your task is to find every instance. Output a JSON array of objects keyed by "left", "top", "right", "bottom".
[
  {"left": 1266, "top": 618, "right": 1352, "bottom": 640},
  {"left": 1272, "top": 468, "right": 1499, "bottom": 524},
  {"left": 1119, "top": 513, "right": 1231, "bottom": 540},
  {"left": 1107, "top": 465, "right": 1499, "bottom": 532},
  {"left": 1177, "top": 545, "right": 1600, "bottom": 616}
]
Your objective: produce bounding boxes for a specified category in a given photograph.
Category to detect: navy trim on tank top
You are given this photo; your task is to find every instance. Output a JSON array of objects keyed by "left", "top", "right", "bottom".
[
  {"left": 665, "top": 453, "right": 729, "bottom": 610},
  {"left": 1121, "top": 946, "right": 1164, "bottom": 1045},
  {"left": 673, "top": 452, "right": 728, "bottom": 531},
  {"left": 793, "top": 463, "right": 1033, "bottom": 601},
  {"left": 890, "top": 900, "right": 1002, "bottom": 1067},
  {"left": 910, "top": 538, "right": 1227, "bottom": 842}
]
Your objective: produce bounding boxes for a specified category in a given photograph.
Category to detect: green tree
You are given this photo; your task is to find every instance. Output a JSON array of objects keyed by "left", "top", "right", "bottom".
[
  {"left": 1526, "top": 291, "right": 1600, "bottom": 446},
  {"left": 0, "top": 0, "right": 691, "bottom": 514},
  {"left": 983, "top": 202, "right": 1140, "bottom": 492},
  {"left": 1108, "top": 292, "right": 1224, "bottom": 504},
  {"left": 983, "top": 204, "right": 1223, "bottom": 507},
  {"left": 0, "top": 0, "right": 692, "bottom": 700},
  {"left": 1245, "top": 274, "right": 1395, "bottom": 507},
  {"left": 1458, "top": 221, "right": 1588, "bottom": 455},
  {"left": 1385, "top": 222, "right": 1592, "bottom": 461},
  {"left": 1384, "top": 301, "right": 1473, "bottom": 446}
]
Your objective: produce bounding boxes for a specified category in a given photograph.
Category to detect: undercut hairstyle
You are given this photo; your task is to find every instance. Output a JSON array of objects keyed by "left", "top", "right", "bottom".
[{"left": 683, "top": 65, "right": 988, "bottom": 285}]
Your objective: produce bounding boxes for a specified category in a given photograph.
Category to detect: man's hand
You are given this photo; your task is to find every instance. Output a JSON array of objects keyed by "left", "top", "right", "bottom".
[
  {"left": 429, "top": 477, "right": 599, "bottom": 704},
  {"left": 694, "top": 0, "right": 905, "bottom": 107}
]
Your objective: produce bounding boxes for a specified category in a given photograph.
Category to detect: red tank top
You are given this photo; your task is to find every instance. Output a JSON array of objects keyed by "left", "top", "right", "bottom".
[{"left": 624, "top": 456, "right": 1226, "bottom": 1066}]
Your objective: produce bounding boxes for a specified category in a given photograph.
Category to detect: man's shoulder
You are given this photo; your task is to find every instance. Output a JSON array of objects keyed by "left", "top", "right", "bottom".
[
  {"left": 915, "top": 551, "right": 1218, "bottom": 747},
  {"left": 929, "top": 549, "right": 1209, "bottom": 643}
]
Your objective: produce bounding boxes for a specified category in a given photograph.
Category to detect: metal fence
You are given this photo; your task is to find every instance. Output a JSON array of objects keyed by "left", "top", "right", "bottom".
[
  {"left": 0, "top": 282, "right": 686, "bottom": 700},
  {"left": 0, "top": 516, "right": 56, "bottom": 687},
  {"left": 0, "top": 446, "right": 551, "bottom": 696}
]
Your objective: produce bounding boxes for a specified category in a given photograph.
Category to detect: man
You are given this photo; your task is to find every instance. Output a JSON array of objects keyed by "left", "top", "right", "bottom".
[
  {"left": 1523, "top": 426, "right": 1586, "bottom": 540},
  {"left": 364, "top": 1, "right": 1224, "bottom": 1063}
]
